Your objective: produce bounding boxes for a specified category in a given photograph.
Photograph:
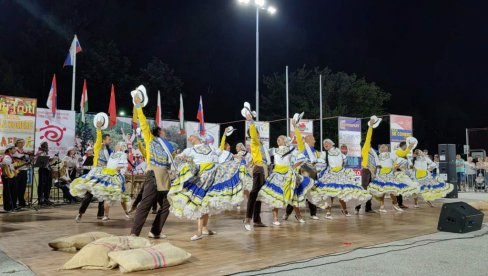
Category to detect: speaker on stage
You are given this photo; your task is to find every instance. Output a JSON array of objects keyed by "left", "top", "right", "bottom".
[
  {"left": 438, "top": 144, "right": 458, "bottom": 198},
  {"left": 438, "top": 202, "right": 484, "bottom": 233}
]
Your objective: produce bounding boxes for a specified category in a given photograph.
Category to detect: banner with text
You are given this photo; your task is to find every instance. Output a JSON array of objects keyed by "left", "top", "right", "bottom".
[
  {"left": 338, "top": 117, "right": 361, "bottom": 170},
  {"left": 35, "top": 108, "right": 76, "bottom": 158},
  {"left": 0, "top": 95, "right": 37, "bottom": 152},
  {"left": 389, "top": 114, "right": 413, "bottom": 151}
]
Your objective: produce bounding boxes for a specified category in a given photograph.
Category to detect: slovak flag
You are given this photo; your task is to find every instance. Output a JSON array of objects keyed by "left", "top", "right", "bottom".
[
  {"left": 46, "top": 74, "right": 57, "bottom": 117},
  {"left": 63, "top": 35, "right": 82, "bottom": 67},
  {"left": 196, "top": 96, "right": 205, "bottom": 136}
]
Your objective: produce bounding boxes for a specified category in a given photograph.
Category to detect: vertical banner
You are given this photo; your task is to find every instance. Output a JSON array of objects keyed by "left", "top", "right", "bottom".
[
  {"left": 35, "top": 108, "right": 75, "bottom": 158},
  {"left": 185, "top": 121, "right": 220, "bottom": 147},
  {"left": 338, "top": 117, "right": 362, "bottom": 172},
  {"left": 289, "top": 119, "right": 313, "bottom": 144},
  {"left": 0, "top": 95, "right": 37, "bottom": 152},
  {"left": 245, "top": 121, "right": 270, "bottom": 149},
  {"left": 389, "top": 114, "right": 413, "bottom": 151}
]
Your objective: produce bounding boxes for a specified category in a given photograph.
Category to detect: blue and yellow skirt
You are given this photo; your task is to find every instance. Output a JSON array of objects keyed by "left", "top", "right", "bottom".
[
  {"left": 414, "top": 170, "right": 454, "bottom": 201},
  {"left": 309, "top": 168, "right": 371, "bottom": 206},
  {"left": 369, "top": 170, "right": 419, "bottom": 198},
  {"left": 169, "top": 160, "right": 248, "bottom": 220},
  {"left": 69, "top": 167, "right": 129, "bottom": 202},
  {"left": 257, "top": 165, "right": 314, "bottom": 209}
]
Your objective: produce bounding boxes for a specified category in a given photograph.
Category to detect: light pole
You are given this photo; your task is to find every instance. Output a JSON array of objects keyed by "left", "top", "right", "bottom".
[{"left": 238, "top": 0, "right": 276, "bottom": 121}]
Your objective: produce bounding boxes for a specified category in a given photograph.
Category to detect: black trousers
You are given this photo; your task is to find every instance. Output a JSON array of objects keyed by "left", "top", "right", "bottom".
[
  {"left": 78, "top": 192, "right": 105, "bottom": 217},
  {"left": 1, "top": 176, "right": 17, "bottom": 211},
  {"left": 38, "top": 168, "right": 52, "bottom": 203},
  {"left": 397, "top": 195, "right": 403, "bottom": 206},
  {"left": 356, "top": 168, "right": 373, "bottom": 211},
  {"left": 246, "top": 165, "right": 265, "bottom": 223},
  {"left": 131, "top": 170, "right": 170, "bottom": 236},
  {"left": 15, "top": 170, "right": 28, "bottom": 207},
  {"left": 285, "top": 200, "right": 317, "bottom": 216}
]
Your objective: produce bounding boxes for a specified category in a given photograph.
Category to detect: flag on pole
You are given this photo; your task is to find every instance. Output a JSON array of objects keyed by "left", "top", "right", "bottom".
[
  {"left": 80, "top": 79, "right": 88, "bottom": 123},
  {"left": 155, "top": 90, "right": 161, "bottom": 127},
  {"left": 46, "top": 74, "right": 57, "bottom": 117},
  {"left": 196, "top": 96, "right": 205, "bottom": 136},
  {"left": 132, "top": 106, "right": 138, "bottom": 129},
  {"left": 63, "top": 35, "right": 82, "bottom": 67},
  {"left": 178, "top": 93, "right": 185, "bottom": 135},
  {"left": 108, "top": 84, "right": 117, "bottom": 128}
]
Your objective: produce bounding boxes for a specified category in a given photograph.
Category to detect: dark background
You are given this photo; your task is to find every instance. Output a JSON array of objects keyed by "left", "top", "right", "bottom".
[{"left": 1, "top": 0, "right": 487, "bottom": 153}]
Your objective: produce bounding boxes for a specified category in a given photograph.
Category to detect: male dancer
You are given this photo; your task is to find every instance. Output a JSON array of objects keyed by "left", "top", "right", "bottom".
[
  {"left": 243, "top": 114, "right": 267, "bottom": 230},
  {"left": 130, "top": 88, "right": 173, "bottom": 239},
  {"left": 355, "top": 116, "right": 381, "bottom": 214}
]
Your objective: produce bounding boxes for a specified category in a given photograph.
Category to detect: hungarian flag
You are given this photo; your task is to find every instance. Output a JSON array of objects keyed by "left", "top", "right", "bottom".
[
  {"left": 80, "top": 79, "right": 88, "bottom": 123},
  {"left": 132, "top": 106, "right": 138, "bottom": 129},
  {"left": 63, "top": 35, "right": 82, "bottom": 67},
  {"left": 155, "top": 90, "right": 161, "bottom": 127},
  {"left": 196, "top": 96, "right": 205, "bottom": 136},
  {"left": 178, "top": 93, "right": 185, "bottom": 135},
  {"left": 108, "top": 84, "right": 117, "bottom": 128},
  {"left": 46, "top": 74, "right": 57, "bottom": 117}
]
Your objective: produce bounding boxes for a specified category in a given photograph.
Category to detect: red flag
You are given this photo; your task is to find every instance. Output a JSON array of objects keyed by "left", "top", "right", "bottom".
[
  {"left": 155, "top": 90, "right": 161, "bottom": 127},
  {"left": 108, "top": 84, "right": 116, "bottom": 128},
  {"left": 80, "top": 79, "right": 88, "bottom": 123},
  {"left": 196, "top": 96, "right": 205, "bottom": 135}
]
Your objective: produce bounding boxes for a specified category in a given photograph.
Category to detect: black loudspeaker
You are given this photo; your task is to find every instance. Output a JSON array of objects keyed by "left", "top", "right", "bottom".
[
  {"left": 438, "top": 202, "right": 484, "bottom": 233},
  {"left": 439, "top": 162, "right": 458, "bottom": 198},
  {"left": 438, "top": 144, "right": 457, "bottom": 198}
]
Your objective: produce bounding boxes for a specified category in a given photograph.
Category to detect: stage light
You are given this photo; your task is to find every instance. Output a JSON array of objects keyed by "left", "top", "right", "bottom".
[
  {"left": 119, "top": 111, "right": 125, "bottom": 116},
  {"left": 238, "top": 0, "right": 250, "bottom": 4},
  {"left": 255, "top": 0, "right": 265, "bottom": 8},
  {"left": 267, "top": 6, "right": 276, "bottom": 15}
]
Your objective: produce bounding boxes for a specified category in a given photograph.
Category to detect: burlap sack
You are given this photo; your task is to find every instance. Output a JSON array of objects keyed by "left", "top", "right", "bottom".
[
  {"left": 63, "top": 236, "right": 151, "bottom": 270},
  {"left": 49, "top": 232, "right": 113, "bottom": 252},
  {"left": 108, "top": 242, "right": 191, "bottom": 273}
]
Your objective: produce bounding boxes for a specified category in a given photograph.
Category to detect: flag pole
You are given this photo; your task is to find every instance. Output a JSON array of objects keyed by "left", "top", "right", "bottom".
[
  {"left": 71, "top": 35, "right": 77, "bottom": 111},
  {"left": 286, "top": 65, "right": 289, "bottom": 136},
  {"left": 319, "top": 74, "right": 323, "bottom": 153}
]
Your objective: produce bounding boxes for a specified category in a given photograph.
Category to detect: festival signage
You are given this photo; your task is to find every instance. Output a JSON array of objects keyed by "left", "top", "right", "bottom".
[
  {"left": 389, "top": 114, "right": 413, "bottom": 151},
  {"left": 289, "top": 119, "right": 313, "bottom": 145},
  {"left": 185, "top": 122, "right": 220, "bottom": 148},
  {"left": 245, "top": 121, "right": 270, "bottom": 150},
  {"left": 35, "top": 108, "right": 76, "bottom": 158},
  {"left": 0, "top": 95, "right": 37, "bottom": 152},
  {"left": 338, "top": 117, "right": 361, "bottom": 169}
]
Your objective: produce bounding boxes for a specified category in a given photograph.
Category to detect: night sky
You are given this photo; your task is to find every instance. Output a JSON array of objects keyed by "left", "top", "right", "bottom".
[{"left": 1, "top": 0, "right": 487, "bottom": 152}]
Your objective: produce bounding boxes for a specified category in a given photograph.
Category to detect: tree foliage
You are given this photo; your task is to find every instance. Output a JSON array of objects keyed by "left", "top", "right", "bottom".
[{"left": 262, "top": 66, "right": 390, "bottom": 143}]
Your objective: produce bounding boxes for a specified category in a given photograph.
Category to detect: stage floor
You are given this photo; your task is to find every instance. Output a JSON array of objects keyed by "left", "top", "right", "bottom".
[{"left": 0, "top": 199, "right": 467, "bottom": 275}]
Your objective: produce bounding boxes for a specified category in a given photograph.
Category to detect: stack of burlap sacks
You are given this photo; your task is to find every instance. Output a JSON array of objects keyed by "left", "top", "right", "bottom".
[{"left": 49, "top": 232, "right": 191, "bottom": 273}]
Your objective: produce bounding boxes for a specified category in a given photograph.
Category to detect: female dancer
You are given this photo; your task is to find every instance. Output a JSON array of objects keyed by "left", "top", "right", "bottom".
[
  {"left": 169, "top": 133, "right": 250, "bottom": 241},
  {"left": 309, "top": 139, "right": 371, "bottom": 219},
  {"left": 412, "top": 149, "right": 454, "bottom": 206},
  {"left": 368, "top": 144, "right": 419, "bottom": 212},
  {"left": 257, "top": 115, "right": 314, "bottom": 225},
  {"left": 71, "top": 118, "right": 130, "bottom": 221}
]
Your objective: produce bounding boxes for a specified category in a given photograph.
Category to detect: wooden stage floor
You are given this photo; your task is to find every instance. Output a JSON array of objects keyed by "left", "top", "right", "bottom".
[{"left": 0, "top": 200, "right": 452, "bottom": 275}]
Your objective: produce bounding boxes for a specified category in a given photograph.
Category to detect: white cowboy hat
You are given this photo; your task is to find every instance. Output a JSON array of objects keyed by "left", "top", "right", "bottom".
[
  {"left": 241, "top": 102, "right": 257, "bottom": 119},
  {"left": 225, "top": 126, "right": 236, "bottom": 136},
  {"left": 93, "top": 112, "right": 109, "bottom": 130},
  {"left": 368, "top": 115, "right": 382, "bottom": 128},
  {"left": 5, "top": 143, "right": 15, "bottom": 150},
  {"left": 292, "top": 112, "right": 304, "bottom": 125},
  {"left": 406, "top": 137, "right": 418, "bottom": 150},
  {"left": 130, "top": 85, "right": 149, "bottom": 107},
  {"left": 295, "top": 153, "right": 307, "bottom": 164},
  {"left": 85, "top": 147, "right": 93, "bottom": 152}
]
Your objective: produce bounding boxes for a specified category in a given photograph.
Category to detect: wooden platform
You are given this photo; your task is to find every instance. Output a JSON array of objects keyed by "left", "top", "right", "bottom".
[{"left": 0, "top": 200, "right": 455, "bottom": 275}]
